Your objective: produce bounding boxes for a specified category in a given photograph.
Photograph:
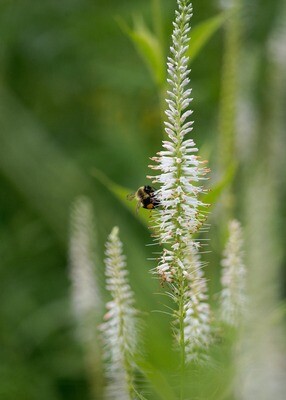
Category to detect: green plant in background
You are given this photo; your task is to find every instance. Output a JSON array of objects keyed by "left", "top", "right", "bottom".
[
  {"left": 220, "top": 219, "right": 246, "bottom": 327},
  {"left": 218, "top": 0, "right": 241, "bottom": 173},
  {"left": 117, "top": 0, "right": 228, "bottom": 129},
  {"left": 69, "top": 197, "right": 104, "bottom": 400},
  {"left": 216, "top": 0, "right": 242, "bottom": 227}
]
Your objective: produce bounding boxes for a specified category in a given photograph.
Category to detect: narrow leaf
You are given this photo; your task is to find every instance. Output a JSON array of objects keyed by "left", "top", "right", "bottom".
[
  {"left": 117, "top": 15, "right": 165, "bottom": 87},
  {"left": 197, "top": 162, "right": 237, "bottom": 224},
  {"left": 188, "top": 13, "right": 228, "bottom": 62},
  {"left": 133, "top": 388, "right": 149, "bottom": 400},
  {"left": 91, "top": 168, "right": 150, "bottom": 227},
  {"left": 136, "top": 360, "right": 177, "bottom": 400},
  {"left": 205, "top": 162, "right": 236, "bottom": 206}
]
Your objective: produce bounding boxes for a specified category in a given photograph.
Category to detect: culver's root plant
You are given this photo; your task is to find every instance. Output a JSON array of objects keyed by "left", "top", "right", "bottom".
[
  {"left": 69, "top": 196, "right": 104, "bottom": 399},
  {"left": 100, "top": 227, "right": 140, "bottom": 400},
  {"left": 220, "top": 219, "right": 246, "bottom": 327},
  {"left": 148, "top": 0, "right": 212, "bottom": 369}
]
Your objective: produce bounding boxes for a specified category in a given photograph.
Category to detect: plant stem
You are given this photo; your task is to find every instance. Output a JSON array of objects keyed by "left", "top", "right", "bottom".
[
  {"left": 152, "top": 0, "right": 164, "bottom": 52},
  {"left": 118, "top": 286, "right": 135, "bottom": 399},
  {"left": 177, "top": 269, "right": 186, "bottom": 400}
]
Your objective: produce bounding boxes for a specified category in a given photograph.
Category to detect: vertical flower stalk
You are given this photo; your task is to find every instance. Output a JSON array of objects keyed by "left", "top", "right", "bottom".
[
  {"left": 218, "top": 0, "right": 242, "bottom": 225},
  {"left": 70, "top": 197, "right": 102, "bottom": 328},
  {"left": 101, "top": 227, "right": 138, "bottom": 400},
  {"left": 220, "top": 219, "right": 246, "bottom": 327},
  {"left": 148, "top": 0, "right": 211, "bottom": 369},
  {"left": 69, "top": 196, "right": 103, "bottom": 399},
  {"left": 218, "top": 0, "right": 241, "bottom": 171}
]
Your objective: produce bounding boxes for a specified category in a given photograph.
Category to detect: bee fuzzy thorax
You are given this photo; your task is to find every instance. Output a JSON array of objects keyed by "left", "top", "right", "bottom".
[{"left": 128, "top": 185, "right": 160, "bottom": 211}]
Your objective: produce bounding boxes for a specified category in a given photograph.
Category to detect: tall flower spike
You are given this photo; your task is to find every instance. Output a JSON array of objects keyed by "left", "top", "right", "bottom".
[
  {"left": 148, "top": 0, "right": 211, "bottom": 365},
  {"left": 149, "top": 0, "right": 208, "bottom": 254},
  {"left": 69, "top": 196, "right": 102, "bottom": 342},
  {"left": 220, "top": 219, "right": 246, "bottom": 327},
  {"left": 69, "top": 196, "right": 104, "bottom": 399},
  {"left": 101, "top": 227, "right": 138, "bottom": 400}
]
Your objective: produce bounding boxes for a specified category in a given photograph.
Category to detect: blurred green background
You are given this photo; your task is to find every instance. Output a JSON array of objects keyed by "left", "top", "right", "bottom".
[{"left": 0, "top": 0, "right": 285, "bottom": 399}]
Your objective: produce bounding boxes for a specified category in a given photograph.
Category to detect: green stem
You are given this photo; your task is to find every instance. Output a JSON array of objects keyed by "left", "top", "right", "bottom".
[
  {"left": 152, "top": 0, "right": 164, "bottom": 51},
  {"left": 115, "top": 255, "right": 135, "bottom": 400},
  {"left": 218, "top": 1, "right": 242, "bottom": 221},
  {"left": 178, "top": 274, "right": 186, "bottom": 400},
  {"left": 119, "top": 308, "right": 135, "bottom": 400},
  {"left": 174, "top": 243, "right": 187, "bottom": 399}
]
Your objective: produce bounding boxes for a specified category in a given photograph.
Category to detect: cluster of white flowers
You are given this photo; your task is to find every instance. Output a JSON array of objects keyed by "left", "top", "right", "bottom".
[
  {"left": 148, "top": 0, "right": 211, "bottom": 362},
  {"left": 101, "top": 227, "right": 138, "bottom": 400},
  {"left": 148, "top": 0, "right": 208, "bottom": 276},
  {"left": 220, "top": 219, "right": 246, "bottom": 326}
]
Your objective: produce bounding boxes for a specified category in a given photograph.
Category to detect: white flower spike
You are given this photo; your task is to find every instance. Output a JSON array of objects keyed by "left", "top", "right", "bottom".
[
  {"left": 149, "top": 0, "right": 208, "bottom": 274},
  {"left": 101, "top": 227, "right": 138, "bottom": 400},
  {"left": 69, "top": 196, "right": 102, "bottom": 342},
  {"left": 149, "top": 0, "right": 211, "bottom": 364},
  {"left": 220, "top": 219, "right": 246, "bottom": 327},
  {"left": 69, "top": 196, "right": 104, "bottom": 399}
]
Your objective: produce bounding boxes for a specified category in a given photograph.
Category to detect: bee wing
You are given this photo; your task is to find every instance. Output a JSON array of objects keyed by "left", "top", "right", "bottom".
[
  {"left": 127, "top": 192, "right": 135, "bottom": 201},
  {"left": 136, "top": 201, "right": 141, "bottom": 214}
]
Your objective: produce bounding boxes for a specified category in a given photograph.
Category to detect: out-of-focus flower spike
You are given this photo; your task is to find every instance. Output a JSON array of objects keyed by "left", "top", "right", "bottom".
[
  {"left": 69, "top": 196, "right": 102, "bottom": 340},
  {"left": 220, "top": 219, "right": 246, "bottom": 327},
  {"left": 69, "top": 196, "right": 104, "bottom": 399}
]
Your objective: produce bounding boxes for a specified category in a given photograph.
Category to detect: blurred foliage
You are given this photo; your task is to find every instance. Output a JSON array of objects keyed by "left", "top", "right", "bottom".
[
  {"left": 117, "top": 9, "right": 227, "bottom": 89},
  {"left": 0, "top": 0, "right": 285, "bottom": 399}
]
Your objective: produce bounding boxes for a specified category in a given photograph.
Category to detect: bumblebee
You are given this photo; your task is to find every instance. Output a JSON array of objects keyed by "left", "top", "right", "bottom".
[{"left": 127, "top": 185, "right": 160, "bottom": 212}]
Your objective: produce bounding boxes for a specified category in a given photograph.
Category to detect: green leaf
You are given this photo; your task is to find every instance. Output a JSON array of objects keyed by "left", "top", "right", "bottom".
[
  {"left": 197, "top": 163, "right": 236, "bottom": 226},
  {"left": 118, "top": 11, "right": 227, "bottom": 87},
  {"left": 91, "top": 168, "right": 150, "bottom": 228},
  {"left": 205, "top": 162, "right": 236, "bottom": 206},
  {"left": 133, "top": 388, "right": 148, "bottom": 400},
  {"left": 188, "top": 12, "right": 228, "bottom": 62},
  {"left": 0, "top": 86, "right": 91, "bottom": 244},
  {"left": 136, "top": 360, "right": 177, "bottom": 400},
  {"left": 117, "top": 15, "right": 165, "bottom": 87}
]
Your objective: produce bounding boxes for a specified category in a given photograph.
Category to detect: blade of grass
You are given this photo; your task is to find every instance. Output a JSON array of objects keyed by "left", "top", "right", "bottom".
[
  {"left": 188, "top": 12, "right": 228, "bottom": 62},
  {"left": 136, "top": 360, "right": 177, "bottom": 400},
  {"left": 91, "top": 168, "right": 150, "bottom": 228},
  {"left": 205, "top": 162, "right": 237, "bottom": 206},
  {"left": 117, "top": 15, "right": 165, "bottom": 87}
]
